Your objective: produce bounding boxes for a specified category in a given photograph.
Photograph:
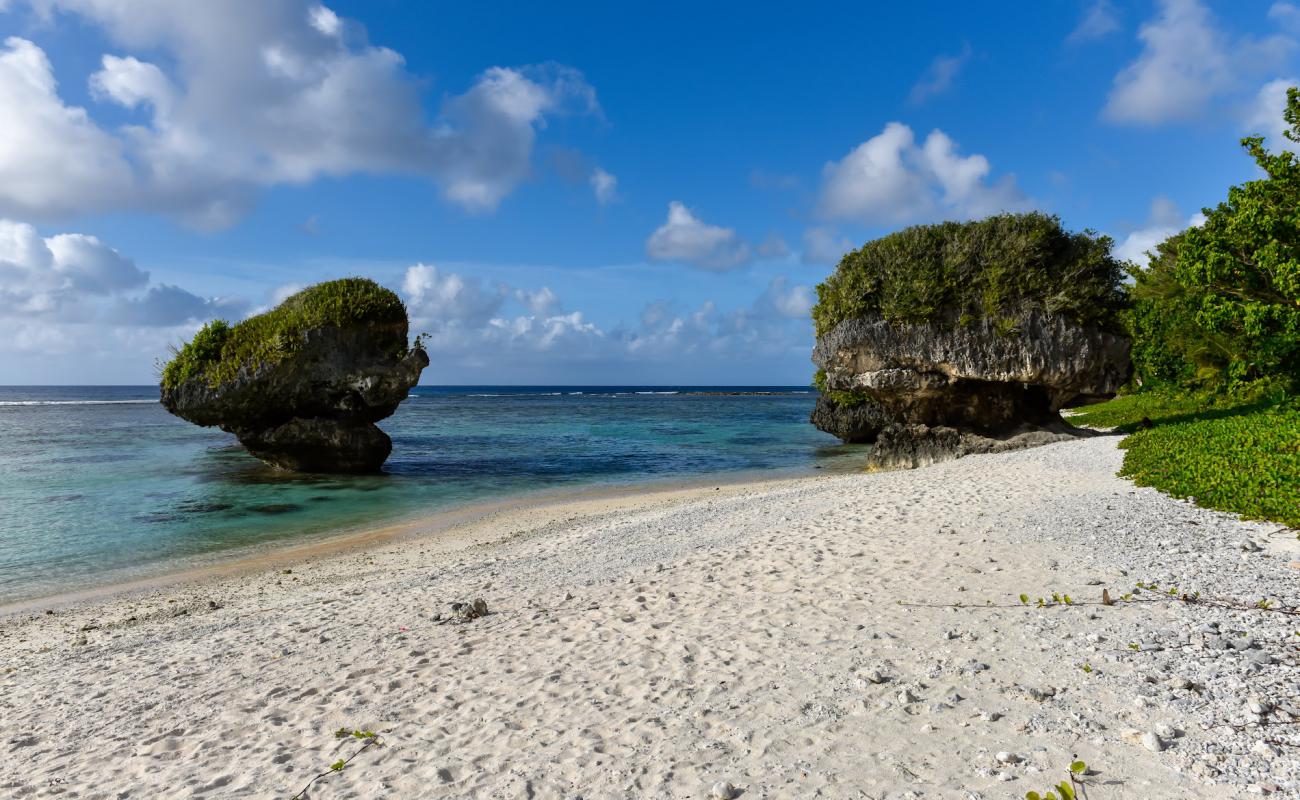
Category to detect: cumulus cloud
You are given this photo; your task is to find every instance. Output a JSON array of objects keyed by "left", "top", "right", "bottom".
[
  {"left": 755, "top": 276, "right": 814, "bottom": 319},
  {"left": 817, "top": 122, "right": 1028, "bottom": 226},
  {"left": 1104, "top": 0, "right": 1292, "bottom": 126},
  {"left": 109, "top": 283, "right": 245, "bottom": 326},
  {"left": 0, "top": 218, "right": 147, "bottom": 314},
  {"left": 0, "top": 2, "right": 600, "bottom": 227},
  {"left": 1114, "top": 196, "right": 1206, "bottom": 266},
  {"left": 1067, "top": 0, "right": 1121, "bottom": 44},
  {"left": 1245, "top": 77, "right": 1300, "bottom": 151},
  {"left": 0, "top": 217, "right": 249, "bottom": 382},
  {"left": 589, "top": 167, "right": 617, "bottom": 205},
  {"left": 402, "top": 263, "right": 506, "bottom": 325},
  {"left": 645, "top": 201, "right": 751, "bottom": 270},
  {"left": 908, "top": 43, "right": 971, "bottom": 105},
  {"left": 393, "top": 262, "right": 813, "bottom": 380},
  {"left": 801, "top": 226, "right": 853, "bottom": 265},
  {"left": 515, "top": 286, "right": 560, "bottom": 316}
]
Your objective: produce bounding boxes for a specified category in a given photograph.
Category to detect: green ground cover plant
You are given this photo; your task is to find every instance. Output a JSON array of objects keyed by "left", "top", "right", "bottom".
[
  {"left": 1068, "top": 384, "right": 1299, "bottom": 529},
  {"left": 161, "top": 278, "right": 410, "bottom": 390}
]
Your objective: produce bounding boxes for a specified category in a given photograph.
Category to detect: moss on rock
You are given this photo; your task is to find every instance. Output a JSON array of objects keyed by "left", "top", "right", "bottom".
[
  {"left": 811, "top": 212, "right": 1127, "bottom": 339},
  {"left": 161, "top": 278, "right": 409, "bottom": 390}
]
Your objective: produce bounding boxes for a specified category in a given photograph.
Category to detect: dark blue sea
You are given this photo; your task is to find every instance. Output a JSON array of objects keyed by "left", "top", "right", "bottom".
[{"left": 0, "top": 386, "right": 863, "bottom": 604}]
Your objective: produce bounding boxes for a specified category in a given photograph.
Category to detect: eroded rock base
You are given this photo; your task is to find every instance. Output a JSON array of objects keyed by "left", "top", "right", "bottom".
[
  {"left": 239, "top": 418, "right": 393, "bottom": 473},
  {"left": 866, "top": 420, "right": 1100, "bottom": 470}
]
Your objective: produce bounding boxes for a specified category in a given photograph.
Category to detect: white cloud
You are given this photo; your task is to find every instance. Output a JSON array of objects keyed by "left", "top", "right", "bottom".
[
  {"left": 515, "top": 286, "right": 559, "bottom": 316},
  {"left": 756, "top": 276, "right": 814, "bottom": 319},
  {"left": 0, "top": 37, "right": 136, "bottom": 219},
  {"left": 908, "top": 43, "right": 971, "bottom": 105},
  {"left": 1105, "top": 0, "right": 1292, "bottom": 125},
  {"left": 1114, "top": 196, "right": 1206, "bottom": 266},
  {"left": 645, "top": 201, "right": 751, "bottom": 270},
  {"left": 1271, "top": 2, "right": 1300, "bottom": 31},
  {"left": 1068, "top": 1, "right": 1121, "bottom": 44},
  {"left": 817, "top": 122, "right": 1028, "bottom": 225},
  {"left": 0, "top": 2, "right": 600, "bottom": 227},
  {"left": 0, "top": 217, "right": 248, "bottom": 382},
  {"left": 589, "top": 167, "right": 617, "bottom": 205},
  {"left": 801, "top": 226, "right": 853, "bottom": 265},
  {"left": 402, "top": 263, "right": 506, "bottom": 325},
  {"left": 390, "top": 262, "right": 814, "bottom": 381},
  {"left": 0, "top": 218, "right": 147, "bottom": 314},
  {"left": 1245, "top": 77, "right": 1299, "bottom": 151}
]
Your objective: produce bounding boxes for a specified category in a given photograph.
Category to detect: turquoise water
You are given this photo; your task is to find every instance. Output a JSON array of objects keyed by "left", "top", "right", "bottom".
[{"left": 0, "top": 386, "right": 861, "bottom": 604}]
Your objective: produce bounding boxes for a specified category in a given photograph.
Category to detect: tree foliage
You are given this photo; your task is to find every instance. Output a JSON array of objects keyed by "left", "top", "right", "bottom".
[
  {"left": 1129, "top": 88, "right": 1300, "bottom": 388},
  {"left": 812, "top": 212, "right": 1127, "bottom": 339}
]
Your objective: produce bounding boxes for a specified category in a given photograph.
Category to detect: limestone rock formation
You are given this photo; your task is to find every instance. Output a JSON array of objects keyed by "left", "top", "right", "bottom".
[
  {"left": 812, "top": 312, "right": 1129, "bottom": 465},
  {"left": 160, "top": 279, "right": 427, "bottom": 473},
  {"left": 808, "top": 213, "right": 1132, "bottom": 466}
]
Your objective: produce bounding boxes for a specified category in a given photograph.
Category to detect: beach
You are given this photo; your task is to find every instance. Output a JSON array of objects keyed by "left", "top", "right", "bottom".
[{"left": 3, "top": 435, "right": 1296, "bottom": 798}]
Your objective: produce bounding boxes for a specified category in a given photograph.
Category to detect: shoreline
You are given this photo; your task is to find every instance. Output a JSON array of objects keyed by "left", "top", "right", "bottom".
[
  {"left": 5, "top": 436, "right": 1295, "bottom": 797},
  {"left": 0, "top": 458, "right": 853, "bottom": 618}
]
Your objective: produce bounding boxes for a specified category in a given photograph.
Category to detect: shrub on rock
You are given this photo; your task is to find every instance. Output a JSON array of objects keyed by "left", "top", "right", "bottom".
[{"left": 160, "top": 278, "right": 428, "bottom": 473}]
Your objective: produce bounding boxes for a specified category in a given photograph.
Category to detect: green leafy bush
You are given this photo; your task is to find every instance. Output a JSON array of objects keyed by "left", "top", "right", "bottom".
[
  {"left": 812, "top": 212, "right": 1127, "bottom": 338},
  {"left": 161, "top": 278, "right": 409, "bottom": 390},
  {"left": 1069, "top": 384, "right": 1299, "bottom": 528},
  {"left": 1125, "top": 88, "right": 1300, "bottom": 389}
]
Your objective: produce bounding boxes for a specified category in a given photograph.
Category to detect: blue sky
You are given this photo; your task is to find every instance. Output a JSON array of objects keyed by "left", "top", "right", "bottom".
[{"left": 0, "top": 0, "right": 1294, "bottom": 384}]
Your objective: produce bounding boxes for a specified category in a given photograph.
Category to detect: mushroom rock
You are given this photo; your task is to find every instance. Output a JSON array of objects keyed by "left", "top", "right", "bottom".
[
  {"left": 808, "top": 213, "right": 1132, "bottom": 467},
  {"left": 160, "top": 278, "right": 428, "bottom": 473}
]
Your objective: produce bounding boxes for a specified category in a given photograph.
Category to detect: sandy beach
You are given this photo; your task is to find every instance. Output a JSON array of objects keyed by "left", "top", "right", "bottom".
[{"left": 3, "top": 436, "right": 1296, "bottom": 799}]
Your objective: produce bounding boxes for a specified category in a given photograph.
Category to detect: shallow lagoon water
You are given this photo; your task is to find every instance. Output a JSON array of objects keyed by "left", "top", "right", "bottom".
[{"left": 0, "top": 386, "right": 862, "bottom": 604}]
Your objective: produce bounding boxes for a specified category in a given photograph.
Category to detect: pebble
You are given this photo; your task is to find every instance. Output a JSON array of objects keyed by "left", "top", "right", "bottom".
[
  {"left": 1141, "top": 731, "right": 1165, "bottom": 752},
  {"left": 709, "top": 781, "right": 738, "bottom": 799},
  {"left": 1247, "top": 697, "right": 1271, "bottom": 715},
  {"left": 1154, "top": 722, "right": 1180, "bottom": 740}
]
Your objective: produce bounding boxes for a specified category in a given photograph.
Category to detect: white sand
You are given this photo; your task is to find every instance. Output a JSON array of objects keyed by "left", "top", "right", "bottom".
[{"left": 2, "top": 436, "right": 1294, "bottom": 799}]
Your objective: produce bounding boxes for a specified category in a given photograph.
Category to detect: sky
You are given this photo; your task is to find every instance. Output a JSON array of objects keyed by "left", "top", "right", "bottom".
[{"left": 0, "top": 0, "right": 1295, "bottom": 385}]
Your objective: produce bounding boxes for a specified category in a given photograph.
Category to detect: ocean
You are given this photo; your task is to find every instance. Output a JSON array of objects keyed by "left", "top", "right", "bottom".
[{"left": 0, "top": 385, "right": 862, "bottom": 604}]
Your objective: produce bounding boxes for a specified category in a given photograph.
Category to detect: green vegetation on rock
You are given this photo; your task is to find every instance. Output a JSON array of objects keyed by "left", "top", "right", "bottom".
[
  {"left": 161, "top": 278, "right": 410, "bottom": 390},
  {"left": 1068, "top": 383, "right": 1299, "bottom": 528},
  {"left": 812, "top": 212, "right": 1126, "bottom": 338}
]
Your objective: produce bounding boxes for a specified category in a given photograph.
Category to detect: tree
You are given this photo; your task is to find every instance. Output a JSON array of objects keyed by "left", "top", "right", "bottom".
[{"left": 1165, "top": 88, "right": 1300, "bottom": 385}]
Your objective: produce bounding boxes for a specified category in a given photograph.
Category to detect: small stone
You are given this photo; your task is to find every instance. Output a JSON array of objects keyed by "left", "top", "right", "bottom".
[
  {"left": 1247, "top": 651, "right": 1275, "bottom": 666},
  {"left": 1154, "top": 722, "right": 1180, "bottom": 739},
  {"left": 1252, "top": 740, "right": 1280, "bottom": 758},
  {"left": 1140, "top": 732, "right": 1165, "bottom": 752},
  {"left": 1167, "top": 676, "right": 1193, "bottom": 690},
  {"left": 996, "top": 771, "right": 1014, "bottom": 782},
  {"left": 1191, "top": 761, "right": 1220, "bottom": 779},
  {"left": 864, "top": 670, "right": 887, "bottom": 684},
  {"left": 1247, "top": 697, "right": 1272, "bottom": 715},
  {"left": 710, "top": 781, "right": 738, "bottom": 799}
]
